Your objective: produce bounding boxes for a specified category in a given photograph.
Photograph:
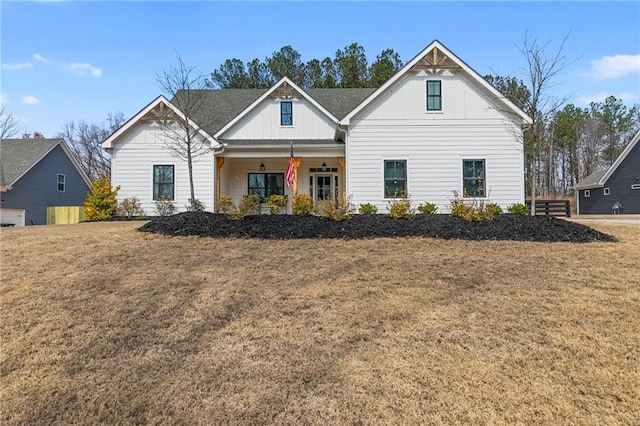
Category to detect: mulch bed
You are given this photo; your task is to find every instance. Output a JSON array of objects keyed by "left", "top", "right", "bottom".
[{"left": 138, "top": 212, "right": 617, "bottom": 243}]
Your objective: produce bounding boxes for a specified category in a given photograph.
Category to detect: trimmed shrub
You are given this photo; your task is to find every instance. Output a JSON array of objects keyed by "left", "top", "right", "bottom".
[
  {"left": 358, "top": 203, "right": 378, "bottom": 215},
  {"left": 449, "top": 190, "right": 494, "bottom": 222},
  {"left": 484, "top": 203, "right": 503, "bottom": 216},
  {"left": 265, "top": 194, "right": 288, "bottom": 214},
  {"left": 292, "top": 193, "right": 315, "bottom": 216},
  {"left": 154, "top": 197, "right": 176, "bottom": 216},
  {"left": 118, "top": 197, "right": 142, "bottom": 218},
  {"left": 186, "top": 198, "right": 206, "bottom": 212},
  {"left": 386, "top": 191, "right": 415, "bottom": 219},
  {"left": 417, "top": 202, "right": 438, "bottom": 214},
  {"left": 507, "top": 203, "right": 530, "bottom": 216},
  {"left": 320, "top": 194, "right": 355, "bottom": 221},
  {"left": 84, "top": 176, "right": 120, "bottom": 221},
  {"left": 228, "top": 194, "right": 260, "bottom": 220},
  {"left": 218, "top": 196, "right": 233, "bottom": 214}
]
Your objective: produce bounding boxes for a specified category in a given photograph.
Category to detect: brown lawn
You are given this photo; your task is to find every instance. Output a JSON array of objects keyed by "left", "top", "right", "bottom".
[{"left": 1, "top": 221, "right": 639, "bottom": 424}]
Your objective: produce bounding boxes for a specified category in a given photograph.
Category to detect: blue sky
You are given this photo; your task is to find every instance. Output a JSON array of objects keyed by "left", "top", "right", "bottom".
[{"left": 1, "top": 1, "right": 639, "bottom": 137}]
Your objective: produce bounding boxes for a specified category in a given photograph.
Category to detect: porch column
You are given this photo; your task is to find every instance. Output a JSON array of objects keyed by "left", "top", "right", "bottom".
[
  {"left": 338, "top": 157, "right": 345, "bottom": 196},
  {"left": 292, "top": 158, "right": 302, "bottom": 194},
  {"left": 216, "top": 157, "right": 224, "bottom": 211}
]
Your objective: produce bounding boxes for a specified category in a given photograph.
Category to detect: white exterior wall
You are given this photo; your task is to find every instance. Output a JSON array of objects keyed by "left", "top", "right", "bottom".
[
  {"left": 110, "top": 121, "right": 215, "bottom": 215},
  {"left": 222, "top": 98, "right": 336, "bottom": 140},
  {"left": 348, "top": 70, "right": 525, "bottom": 212}
]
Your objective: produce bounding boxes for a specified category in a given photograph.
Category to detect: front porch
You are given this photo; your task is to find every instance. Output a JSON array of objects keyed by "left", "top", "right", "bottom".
[{"left": 215, "top": 146, "right": 345, "bottom": 214}]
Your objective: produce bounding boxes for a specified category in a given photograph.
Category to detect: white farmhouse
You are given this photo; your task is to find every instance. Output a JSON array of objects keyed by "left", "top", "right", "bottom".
[{"left": 102, "top": 40, "right": 531, "bottom": 214}]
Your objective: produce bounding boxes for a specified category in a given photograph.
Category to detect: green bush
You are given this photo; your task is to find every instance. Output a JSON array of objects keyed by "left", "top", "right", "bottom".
[
  {"left": 449, "top": 190, "right": 494, "bottom": 222},
  {"left": 484, "top": 203, "right": 503, "bottom": 216},
  {"left": 154, "top": 197, "right": 176, "bottom": 216},
  {"left": 417, "top": 202, "right": 438, "bottom": 214},
  {"left": 84, "top": 176, "right": 120, "bottom": 221},
  {"left": 358, "top": 203, "right": 378, "bottom": 215},
  {"left": 507, "top": 203, "right": 530, "bottom": 216},
  {"left": 292, "top": 193, "right": 315, "bottom": 216},
  {"left": 265, "top": 194, "right": 288, "bottom": 214},
  {"left": 228, "top": 194, "right": 260, "bottom": 220},
  {"left": 320, "top": 194, "right": 355, "bottom": 221},
  {"left": 186, "top": 198, "right": 206, "bottom": 212},
  {"left": 118, "top": 196, "right": 142, "bottom": 218},
  {"left": 386, "top": 191, "right": 415, "bottom": 219},
  {"left": 218, "top": 196, "right": 233, "bottom": 214}
]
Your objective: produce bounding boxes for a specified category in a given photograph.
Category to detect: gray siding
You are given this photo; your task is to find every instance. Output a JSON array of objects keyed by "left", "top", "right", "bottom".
[
  {"left": 578, "top": 142, "right": 640, "bottom": 214},
  {"left": 1, "top": 145, "right": 90, "bottom": 225}
]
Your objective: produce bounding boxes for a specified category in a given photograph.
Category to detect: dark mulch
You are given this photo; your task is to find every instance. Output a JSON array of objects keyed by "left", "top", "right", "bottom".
[{"left": 138, "top": 212, "right": 617, "bottom": 243}]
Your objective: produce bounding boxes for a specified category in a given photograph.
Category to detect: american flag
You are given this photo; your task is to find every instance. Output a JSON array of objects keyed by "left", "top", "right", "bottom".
[{"left": 285, "top": 143, "right": 295, "bottom": 187}]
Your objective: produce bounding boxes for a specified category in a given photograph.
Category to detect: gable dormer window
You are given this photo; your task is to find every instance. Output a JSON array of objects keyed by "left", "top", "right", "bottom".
[
  {"left": 426, "top": 81, "right": 442, "bottom": 111},
  {"left": 280, "top": 101, "right": 293, "bottom": 126}
]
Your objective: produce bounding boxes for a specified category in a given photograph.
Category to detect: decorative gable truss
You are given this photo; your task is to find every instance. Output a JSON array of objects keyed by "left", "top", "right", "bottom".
[
  {"left": 214, "top": 77, "right": 340, "bottom": 141},
  {"left": 102, "top": 96, "right": 220, "bottom": 150},
  {"left": 341, "top": 40, "right": 532, "bottom": 126}
]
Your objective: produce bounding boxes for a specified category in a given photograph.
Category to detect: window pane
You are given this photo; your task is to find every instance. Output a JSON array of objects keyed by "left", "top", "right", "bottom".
[
  {"left": 428, "top": 81, "right": 441, "bottom": 95},
  {"left": 154, "top": 165, "right": 174, "bottom": 200},
  {"left": 281, "top": 102, "right": 292, "bottom": 126},
  {"left": 426, "top": 81, "right": 442, "bottom": 111},
  {"left": 463, "top": 160, "right": 485, "bottom": 197},
  {"left": 384, "top": 160, "right": 407, "bottom": 198}
]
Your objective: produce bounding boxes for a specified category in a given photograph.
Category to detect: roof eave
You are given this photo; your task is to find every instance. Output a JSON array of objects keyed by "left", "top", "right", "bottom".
[
  {"left": 214, "top": 77, "right": 339, "bottom": 139},
  {"left": 341, "top": 40, "right": 532, "bottom": 125}
]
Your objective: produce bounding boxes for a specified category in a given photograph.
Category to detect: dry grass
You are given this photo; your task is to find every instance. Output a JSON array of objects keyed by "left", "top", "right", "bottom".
[{"left": 1, "top": 221, "right": 639, "bottom": 425}]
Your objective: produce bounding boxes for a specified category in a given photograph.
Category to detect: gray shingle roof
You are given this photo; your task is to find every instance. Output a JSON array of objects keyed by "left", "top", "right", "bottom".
[
  {"left": 0, "top": 138, "right": 61, "bottom": 187},
  {"left": 575, "top": 169, "right": 606, "bottom": 189},
  {"left": 172, "top": 87, "right": 375, "bottom": 136}
]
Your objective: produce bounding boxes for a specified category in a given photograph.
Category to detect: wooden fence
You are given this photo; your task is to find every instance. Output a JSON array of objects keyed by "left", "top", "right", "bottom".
[
  {"left": 525, "top": 200, "right": 571, "bottom": 217},
  {"left": 46, "top": 206, "right": 86, "bottom": 225}
]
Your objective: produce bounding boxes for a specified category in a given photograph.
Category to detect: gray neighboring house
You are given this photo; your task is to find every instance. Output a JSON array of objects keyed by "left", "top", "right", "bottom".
[
  {"left": 575, "top": 131, "right": 640, "bottom": 215},
  {"left": 0, "top": 138, "right": 92, "bottom": 226}
]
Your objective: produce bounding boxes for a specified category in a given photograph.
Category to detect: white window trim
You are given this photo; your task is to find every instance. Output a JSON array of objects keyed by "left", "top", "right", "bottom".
[
  {"left": 603, "top": 187, "right": 610, "bottom": 196},
  {"left": 426, "top": 80, "right": 442, "bottom": 112},
  {"left": 280, "top": 100, "right": 293, "bottom": 127},
  {"left": 152, "top": 164, "right": 176, "bottom": 201},
  {"left": 462, "top": 159, "right": 487, "bottom": 198},
  {"left": 57, "top": 174, "right": 65, "bottom": 192},
  {"left": 631, "top": 184, "right": 640, "bottom": 190},
  {"left": 383, "top": 159, "right": 408, "bottom": 199},
  {"left": 584, "top": 190, "right": 591, "bottom": 198}
]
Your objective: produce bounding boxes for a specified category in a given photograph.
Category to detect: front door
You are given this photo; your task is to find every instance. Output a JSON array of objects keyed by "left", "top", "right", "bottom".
[{"left": 314, "top": 175, "right": 333, "bottom": 205}]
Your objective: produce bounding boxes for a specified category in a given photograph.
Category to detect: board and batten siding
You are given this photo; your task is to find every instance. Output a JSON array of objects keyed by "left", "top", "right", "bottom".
[
  {"left": 110, "top": 122, "right": 215, "bottom": 215},
  {"left": 578, "top": 141, "right": 640, "bottom": 214},
  {"left": 0, "top": 144, "right": 90, "bottom": 225},
  {"left": 347, "top": 70, "right": 525, "bottom": 212},
  {"left": 221, "top": 98, "right": 336, "bottom": 140}
]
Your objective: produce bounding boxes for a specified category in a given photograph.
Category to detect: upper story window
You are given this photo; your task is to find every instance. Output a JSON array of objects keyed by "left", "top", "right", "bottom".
[
  {"left": 280, "top": 101, "right": 293, "bottom": 126},
  {"left": 57, "top": 174, "right": 65, "bottom": 192},
  {"left": 463, "top": 159, "right": 486, "bottom": 197},
  {"left": 153, "top": 165, "right": 174, "bottom": 200},
  {"left": 426, "top": 81, "right": 442, "bottom": 111},
  {"left": 384, "top": 160, "right": 407, "bottom": 198}
]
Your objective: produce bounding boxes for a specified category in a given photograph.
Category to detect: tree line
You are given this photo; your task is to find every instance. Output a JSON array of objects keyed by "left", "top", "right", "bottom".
[
  {"left": 3, "top": 38, "right": 638, "bottom": 202},
  {"left": 209, "top": 43, "right": 403, "bottom": 89}
]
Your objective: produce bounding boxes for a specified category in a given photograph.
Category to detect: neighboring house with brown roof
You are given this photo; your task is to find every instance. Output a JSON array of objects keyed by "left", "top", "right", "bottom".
[
  {"left": 102, "top": 40, "right": 531, "bottom": 215},
  {"left": 575, "top": 131, "right": 640, "bottom": 214},
  {"left": 0, "top": 138, "right": 92, "bottom": 226}
]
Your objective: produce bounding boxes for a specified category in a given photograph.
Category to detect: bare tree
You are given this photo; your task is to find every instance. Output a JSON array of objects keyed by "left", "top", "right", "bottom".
[
  {"left": 517, "top": 32, "right": 577, "bottom": 214},
  {"left": 156, "top": 54, "right": 214, "bottom": 208},
  {"left": 1, "top": 108, "right": 20, "bottom": 139},
  {"left": 59, "top": 112, "right": 125, "bottom": 181}
]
